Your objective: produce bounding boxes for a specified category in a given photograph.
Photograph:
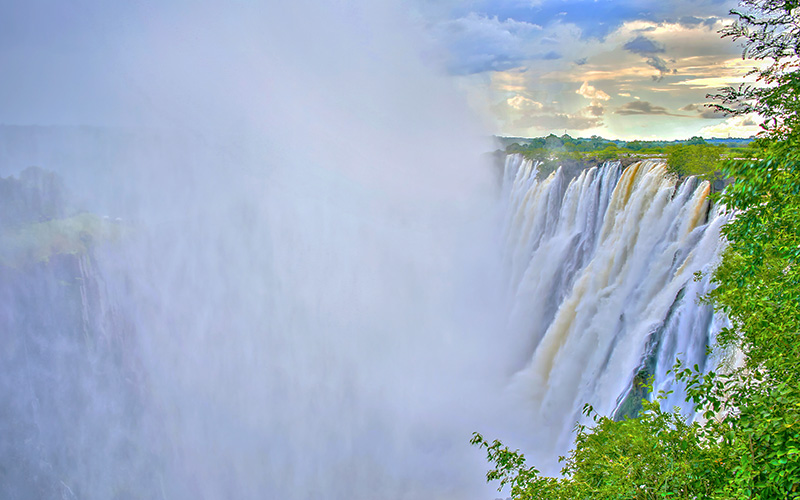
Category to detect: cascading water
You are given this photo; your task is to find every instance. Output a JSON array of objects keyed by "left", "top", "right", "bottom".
[{"left": 498, "top": 155, "right": 730, "bottom": 470}]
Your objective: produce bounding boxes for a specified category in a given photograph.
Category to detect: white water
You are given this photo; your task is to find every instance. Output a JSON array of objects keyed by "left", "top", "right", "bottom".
[{"left": 498, "top": 155, "right": 729, "bottom": 470}]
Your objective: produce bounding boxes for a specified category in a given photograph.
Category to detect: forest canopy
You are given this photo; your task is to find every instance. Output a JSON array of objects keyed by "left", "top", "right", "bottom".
[{"left": 498, "top": 133, "right": 755, "bottom": 180}]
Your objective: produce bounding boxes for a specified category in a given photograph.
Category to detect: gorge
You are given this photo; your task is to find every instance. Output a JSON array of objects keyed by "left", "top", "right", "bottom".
[{"left": 0, "top": 134, "right": 728, "bottom": 497}]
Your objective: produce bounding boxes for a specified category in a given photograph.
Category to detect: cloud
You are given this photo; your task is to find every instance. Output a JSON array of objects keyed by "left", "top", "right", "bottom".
[
  {"left": 575, "top": 81, "right": 610, "bottom": 118},
  {"left": 432, "top": 1, "right": 747, "bottom": 138},
  {"left": 680, "top": 102, "right": 727, "bottom": 119},
  {"left": 677, "top": 15, "right": 719, "bottom": 28},
  {"left": 671, "top": 70, "right": 760, "bottom": 89},
  {"left": 699, "top": 113, "right": 762, "bottom": 137},
  {"left": 646, "top": 55, "right": 669, "bottom": 73},
  {"left": 646, "top": 55, "right": 673, "bottom": 80},
  {"left": 514, "top": 111, "right": 603, "bottom": 131},
  {"left": 467, "top": 0, "right": 735, "bottom": 39},
  {"left": 621, "top": 35, "right": 674, "bottom": 80},
  {"left": 490, "top": 69, "right": 531, "bottom": 92},
  {"left": 586, "top": 104, "right": 605, "bottom": 117},
  {"left": 623, "top": 35, "right": 665, "bottom": 54},
  {"left": 576, "top": 81, "right": 610, "bottom": 101},
  {"left": 463, "top": 0, "right": 737, "bottom": 41},
  {"left": 500, "top": 84, "right": 607, "bottom": 133},
  {"left": 472, "top": 0, "right": 646, "bottom": 40},
  {"left": 677, "top": 16, "right": 704, "bottom": 26},
  {"left": 507, "top": 94, "right": 544, "bottom": 111},
  {"left": 432, "top": 13, "right": 541, "bottom": 74},
  {"left": 615, "top": 100, "right": 687, "bottom": 116}
]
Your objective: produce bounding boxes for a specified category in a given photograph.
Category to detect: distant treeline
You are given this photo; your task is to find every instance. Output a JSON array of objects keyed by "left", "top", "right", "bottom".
[{"left": 498, "top": 133, "right": 759, "bottom": 180}]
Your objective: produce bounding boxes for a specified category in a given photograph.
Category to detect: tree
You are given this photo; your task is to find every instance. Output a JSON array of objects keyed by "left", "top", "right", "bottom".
[
  {"left": 712, "top": 0, "right": 800, "bottom": 137},
  {"left": 685, "top": 135, "right": 708, "bottom": 145},
  {"left": 545, "top": 134, "right": 566, "bottom": 151},
  {"left": 665, "top": 144, "right": 724, "bottom": 178},
  {"left": 594, "top": 143, "right": 620, "bottom": 161},
  {"left": 707, "top": 0, "right": 800, "bottom": 377}
]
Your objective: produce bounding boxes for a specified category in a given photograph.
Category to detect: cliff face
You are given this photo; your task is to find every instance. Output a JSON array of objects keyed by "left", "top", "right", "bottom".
[{"left": 0, "top": 169, "right": 158, "bottom": 499}]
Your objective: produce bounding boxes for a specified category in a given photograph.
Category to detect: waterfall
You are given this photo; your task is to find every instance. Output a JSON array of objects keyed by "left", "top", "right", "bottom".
[{"left": 499, "top": 155, "right": 729, "bottom": 468}]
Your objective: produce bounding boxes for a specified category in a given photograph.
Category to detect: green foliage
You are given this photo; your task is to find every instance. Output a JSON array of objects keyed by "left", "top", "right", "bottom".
[
  {"left": 475, "top": 367, "right": 800, "bottom": 499},
  {"left": 665, "top": 144, "right": 725, "bottom": 179},
  {"left": 472, "top": 392, "right": 730, "bottom": 499},
  {"left": 709, "top": 139, "right": 800, "bottom": 373},
  {"left": 475, "top": 2, "right": 800, "bottom": 498},
  {"left": 505, "top": 135, "right": 752, "bottom": 167},
  {"left": 0, "top": 213, "right": 126, "bottom": 267},
  {"left": 675, "top": 364, "right": 800, "bottom": 498},
  {"left": 595, "top": 144, "right": 620, "bottom": 161}
]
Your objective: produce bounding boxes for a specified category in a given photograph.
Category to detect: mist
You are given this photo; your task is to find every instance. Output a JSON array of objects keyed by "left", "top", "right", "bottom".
[{"left": 1, "top": 1, "right": 519, "bottom": 499}]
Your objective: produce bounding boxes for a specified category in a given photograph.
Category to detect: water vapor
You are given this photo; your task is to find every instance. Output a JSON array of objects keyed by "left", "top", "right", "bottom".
[{"left": 1, "top": 1, "right": 509, "bottom": 499}]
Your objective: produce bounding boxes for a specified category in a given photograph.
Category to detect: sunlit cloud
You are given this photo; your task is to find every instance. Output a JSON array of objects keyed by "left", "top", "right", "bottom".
[
  {"left": 424, "top": 0, "right": 749, "bottom": 138},
  {"left": 507, "top": 94, "right": 544, "bottom": 110},
  {"left": 576, "top": 81, "right": 610, "bottom": 101},
  {"left": 699, "top": 113, "right": 763, "bottom": 137},
  {"left": 671, "top": 73, "right": 760, "bottom": 89},
  {"left": 491, "top": 69, "right": 531, "bottom": 92},
  {"left": 513, "top": 110, "right": 604, "bottom": 131}
]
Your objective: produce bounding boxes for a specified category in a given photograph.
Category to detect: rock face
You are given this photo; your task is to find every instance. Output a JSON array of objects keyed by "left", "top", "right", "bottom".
[{"left": 0, "top": 168, "right": 158, "bottom": 499}]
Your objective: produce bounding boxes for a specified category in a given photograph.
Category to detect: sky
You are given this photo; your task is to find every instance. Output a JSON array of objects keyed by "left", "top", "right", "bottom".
[
  {"left": 415, "top": 0, "right": 763, "bottom": 140},
  {"left": 0, "top": 0, "right": 761, "bottom": 141}
]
